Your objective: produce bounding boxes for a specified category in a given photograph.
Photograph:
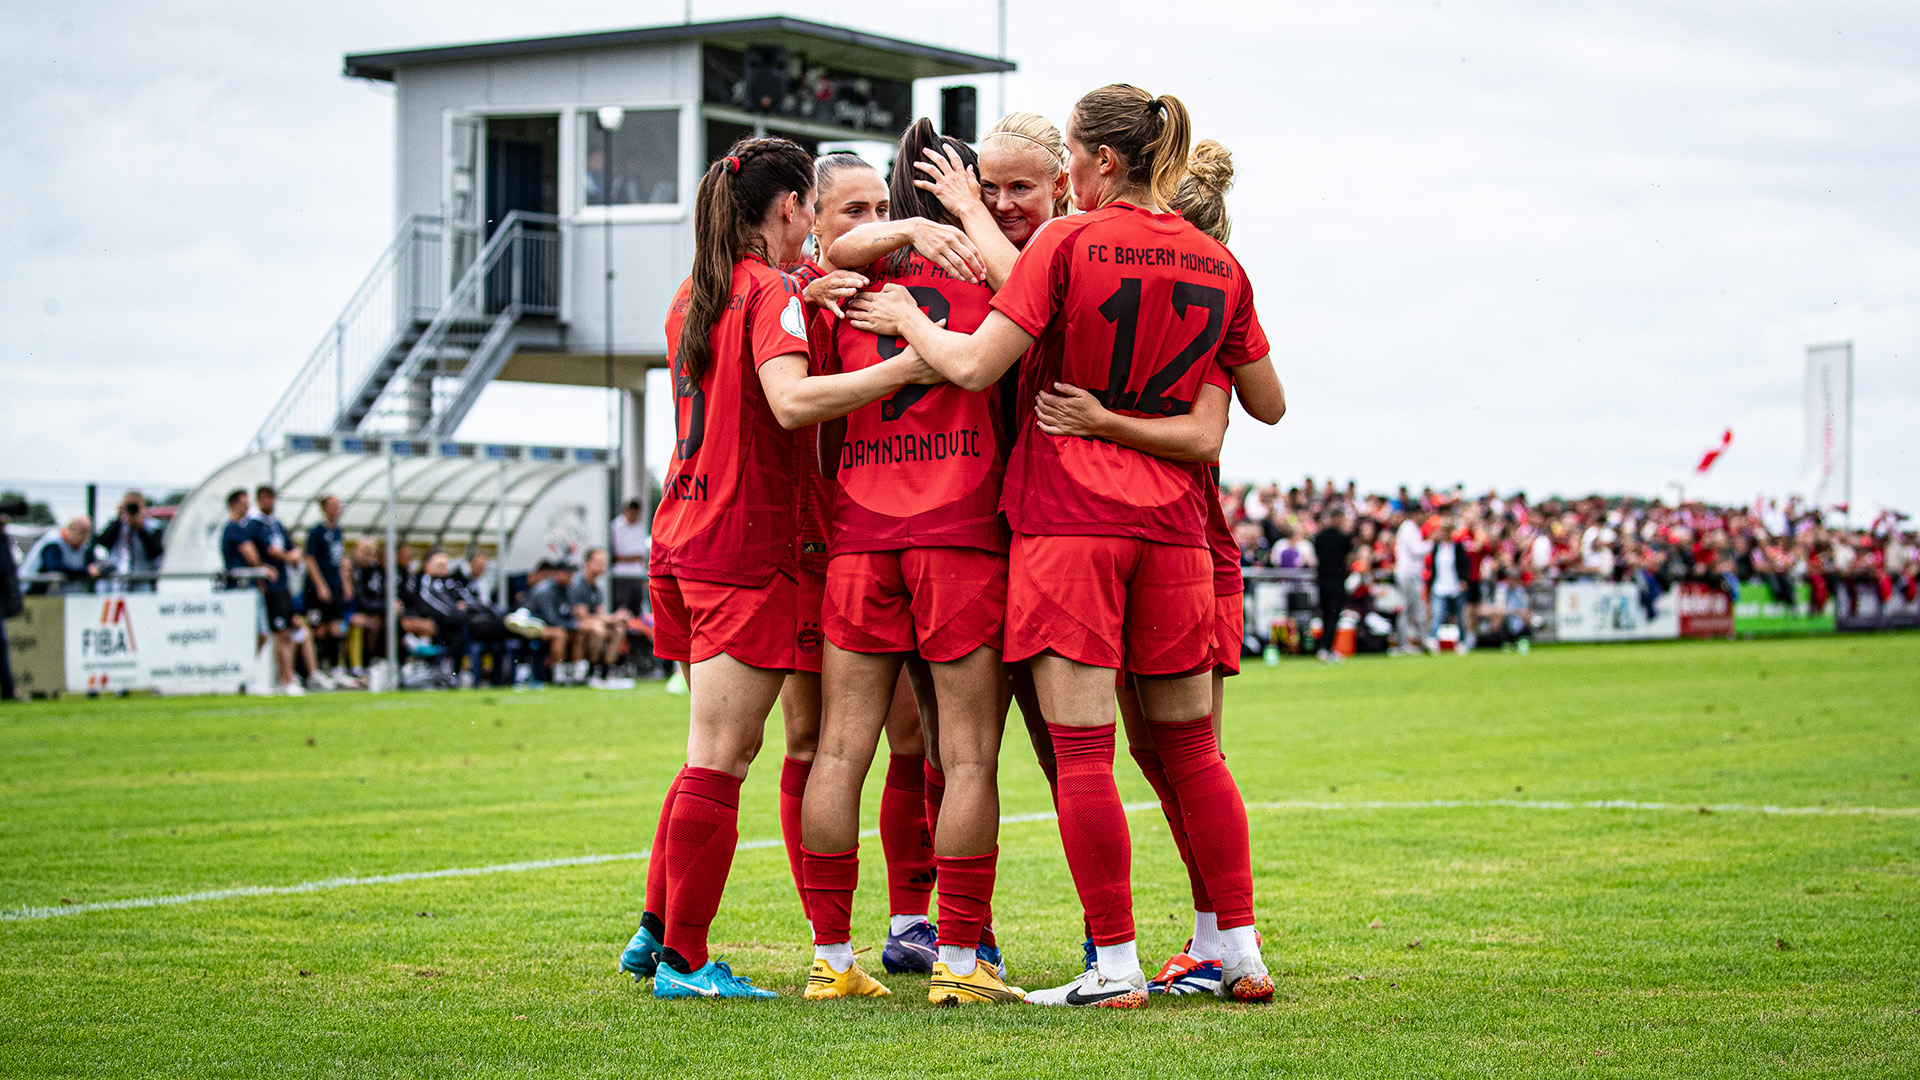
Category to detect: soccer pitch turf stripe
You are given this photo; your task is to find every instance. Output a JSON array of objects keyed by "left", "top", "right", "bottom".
[{"left": 7, "top": 797, "right": 1915, "bottom": 923}]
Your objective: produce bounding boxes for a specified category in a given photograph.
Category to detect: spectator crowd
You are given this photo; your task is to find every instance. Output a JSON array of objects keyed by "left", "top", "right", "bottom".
[{"left": 1223, "top": 477, "right": 1918, "bottom": 659}]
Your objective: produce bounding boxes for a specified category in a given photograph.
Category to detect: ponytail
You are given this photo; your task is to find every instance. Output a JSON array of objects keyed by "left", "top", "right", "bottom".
[
  {"left": 1068, "top": 84, "right": 1193, "bottom": 209},
  {"left": 885, "top": 118, "right": 980, "bottom": 275},
  {"left": 1144, "top": 96, "right": 1191, "bottom": 209},
  {"left": 678, "top": 137, "right": 815, "bottom": 384}
]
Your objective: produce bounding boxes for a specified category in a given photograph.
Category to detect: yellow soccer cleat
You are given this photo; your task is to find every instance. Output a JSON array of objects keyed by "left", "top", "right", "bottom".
[
  {"left": 928, "top": 961, "right": 1026, "bottom": 1005},
  {"left": 803, "top": 958, "right": 892, "bottom": 1001}
]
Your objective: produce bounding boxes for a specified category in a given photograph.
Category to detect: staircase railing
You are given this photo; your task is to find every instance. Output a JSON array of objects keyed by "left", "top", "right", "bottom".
[
  {"left": 356, "top": 211, "right": 561, "bottom": 437},
  {"left": 248, "top": 215, "right": 445, "bottom": 453}
]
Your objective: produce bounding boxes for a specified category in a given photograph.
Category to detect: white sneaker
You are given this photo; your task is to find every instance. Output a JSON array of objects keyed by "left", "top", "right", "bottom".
[
  {"left": 1022, "top": 965, "right": 1147, "bottom": 1008},
  {"left": 279, "top": 681, "right": 306, "bottom": 697},
  {"left": 307, "top": 671, "right": 337, "bottom": 692},
  {"left": 1216, "top": 950, "right": 1275, "bottom": 1003}
]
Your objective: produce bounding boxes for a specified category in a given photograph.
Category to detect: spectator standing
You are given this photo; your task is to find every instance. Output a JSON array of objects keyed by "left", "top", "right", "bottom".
[
  {"left": 1427, "top": 515, "right": 1469, "bottom": 647},
  {"left": 1313, "top": 508, "right": 1355, "bottom": 659},
  {"left": 247, "top": 485, "right": 320, "bottom": 694},
  {"left": 1393, "top": 511, "right": 1432, "bottom": 654},
  {"left": 609, "top": 500, "right": 650, "bottom": 621},
  {"left": 347, "top": 539, "right": 389, "bottom": 678},
  {"left": 0, "top": 498, "right": 23, "bottom": 701},
  {"left": 24, "top": 518, "right": 107, "bottom": 595},
  {"left": 302, "top": 495, "right": 355, "bottom": 687},
  {"left": 98, "top": 491, "right": 164, "bottom": 592}
]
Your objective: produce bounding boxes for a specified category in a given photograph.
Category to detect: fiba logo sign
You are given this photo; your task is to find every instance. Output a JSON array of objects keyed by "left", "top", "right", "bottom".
[{"left": 81, "top": 598, "right": 139, "bottom": 659}]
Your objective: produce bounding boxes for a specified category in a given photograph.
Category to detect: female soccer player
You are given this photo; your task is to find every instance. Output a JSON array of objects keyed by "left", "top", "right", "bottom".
[
  {"left": 799, "top": 119, "right": 1024, "bottom": 1005},
  {"left": 781, "top": 152, "right": 945, "bottom": 978},
  {"left": 1032, "top": 139, "right": 1286, "bottom": 996},
  {"left": 850, "top": 86, "right": 1277, "bottom": 1006},
  {"left": 622, "top": 137, "right": 939, "bottom": 1001}
]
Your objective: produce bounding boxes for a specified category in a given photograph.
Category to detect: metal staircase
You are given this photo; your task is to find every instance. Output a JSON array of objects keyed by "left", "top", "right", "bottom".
[{"left": 249, "top": 212, "right": 563, "bottom": 452}]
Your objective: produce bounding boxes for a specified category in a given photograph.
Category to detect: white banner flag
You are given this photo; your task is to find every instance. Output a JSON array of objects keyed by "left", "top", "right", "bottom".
[{"left": 1801, "top": 342, "right": 1851, "bottom": 509}]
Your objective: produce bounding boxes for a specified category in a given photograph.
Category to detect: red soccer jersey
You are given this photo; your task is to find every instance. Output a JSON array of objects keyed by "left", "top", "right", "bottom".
[
  {"left": 824, "top": 253, "right": 1009, "bottom": 555},
  {"left": 992, "top": 203, "right": 1269, "bottom": 546},
  {"left": 651, "top": 254, "right": 814, "bottom": 586},
  {"left": 789, "top": 261, "right": 835, "bottom": 576}
]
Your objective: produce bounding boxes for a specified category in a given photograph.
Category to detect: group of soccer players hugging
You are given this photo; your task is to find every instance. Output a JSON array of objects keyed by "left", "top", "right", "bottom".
[{"left": 620, "top": 82, "right": 1287, "bottom": 1007}]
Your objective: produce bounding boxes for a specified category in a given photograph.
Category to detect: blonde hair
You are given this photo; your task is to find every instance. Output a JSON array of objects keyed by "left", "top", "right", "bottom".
[
  {"left": 983, "top": 111, "right": 1070, "bottom": 218},
  {"left": 1068, "top": 84, "right": 1192, "bottom": 209},
  {"left": 1171, "top": 139, "right": 1234, "bottom": 243}
]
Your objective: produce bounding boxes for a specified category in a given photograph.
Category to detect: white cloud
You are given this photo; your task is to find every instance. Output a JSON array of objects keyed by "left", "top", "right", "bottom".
[{"left": 2, "top": 0, "right": 1914, "bottom": 517}]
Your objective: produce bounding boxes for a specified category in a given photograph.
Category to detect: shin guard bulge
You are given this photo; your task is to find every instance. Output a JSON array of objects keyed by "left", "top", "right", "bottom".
[
  {"left": 644, "top": 766, "right": 687, "bottom": 920},
  {"left": 1129, "top": 744, "right": 1213, "bottom": 914},
  {"left": 880, "top": 753, "right": 935, "bottom": 915},
  {"left": 778, "top": 756, "right": 812, "bottom": 919},
  {"left": 934, "top": 849, "right": 997, "bottom": 950},
  {"left": 662, "top": 767, "right": 742, "bottom": 970},
  {"left": 1150, "top": 716, "right": 1253, "bottom": 928},
  {"left": 1046, "top": 722, "right": 1134, "bottom": 945},
  {"left": 802, "top": 847, "right": 859, "bottom": 947}
]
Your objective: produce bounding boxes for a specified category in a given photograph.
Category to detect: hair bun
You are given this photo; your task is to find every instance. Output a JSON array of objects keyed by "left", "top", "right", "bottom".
[{"left": 1186, "top": 139, "right": 1234, "bottom": 195}]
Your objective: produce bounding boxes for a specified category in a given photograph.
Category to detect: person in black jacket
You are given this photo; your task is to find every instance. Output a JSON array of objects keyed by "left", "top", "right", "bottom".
[
  {"left": 1312, "top": 508, "right": 1356, "bottom": 657},
  {"left": 98, "top": 491, "right": 164, "bottom": 592},
  {"left": 0, "top": 497, "right": 24, "bottom": 701}
]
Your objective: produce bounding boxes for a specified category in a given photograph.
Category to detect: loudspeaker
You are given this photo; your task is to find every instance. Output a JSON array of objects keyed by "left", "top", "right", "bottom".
[
  {"left": 940, "top": 85, "right": 977, "bottom": 143},
  {"left": 743, "top": 46, "right": 790, "bottom": 113}
]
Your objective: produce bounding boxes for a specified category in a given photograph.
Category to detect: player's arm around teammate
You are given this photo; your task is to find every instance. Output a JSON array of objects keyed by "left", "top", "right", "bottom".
[
  {"left": 796, "top": 120, "right": 1024, "bottom": 1005},
  {"left": 856, "top": 86, "right": 1278, "bottom": 1008},
  {"left": 626, "top": 139, "right": 935, "bottom": 1002}
]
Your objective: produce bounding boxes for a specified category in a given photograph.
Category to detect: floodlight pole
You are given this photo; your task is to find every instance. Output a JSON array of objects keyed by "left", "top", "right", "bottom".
[
  {"left": 598, "top": 106, "right": 624, "bottom": 552},
  {"left": 997, "top": 0, "right": 1007, "bottom": 119},
  {"left": 496, "top": 457, "right": 509, "bottom": 602}
]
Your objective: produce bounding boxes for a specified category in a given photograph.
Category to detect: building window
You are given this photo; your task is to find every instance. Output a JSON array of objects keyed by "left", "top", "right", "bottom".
[{"left": 585, "top": 108, "right": 679, "bottom": 206}]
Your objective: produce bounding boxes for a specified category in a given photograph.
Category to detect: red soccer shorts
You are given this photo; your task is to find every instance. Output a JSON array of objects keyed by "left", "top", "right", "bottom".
[
  {"left": 1006, "top": 534, "right": 1212, "bottom": 675},
  {"left": 651, "top": 573, "right": 800, "bottom": 672},
  {"left": 1215, "top": 590, "right": 1244, "bottom": 676},
  {"left": 823, "top": 548, "right": 1006, "bottom": 663}
]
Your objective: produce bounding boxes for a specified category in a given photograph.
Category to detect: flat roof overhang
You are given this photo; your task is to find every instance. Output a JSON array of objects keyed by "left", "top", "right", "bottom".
[{"left": 345, "top": 16, "right": 1016, "bottom": 83}]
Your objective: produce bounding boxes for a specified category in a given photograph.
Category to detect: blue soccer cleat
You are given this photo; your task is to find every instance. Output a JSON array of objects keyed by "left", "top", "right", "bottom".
[
  {"left": 620, "top": 920, "right": 665, "bottom": 980},
  {"left": 653, "top": 958, "right": 778, "bottom": 1000},
  {"left": 1148, "top": 952, "right": 1224, "bottom": 996},
  {"left": 882, "top": 917, "right": 939, "bottom": 974},
  {"left": 976, "top": 941, "right": 1006, "bottom": 981}
]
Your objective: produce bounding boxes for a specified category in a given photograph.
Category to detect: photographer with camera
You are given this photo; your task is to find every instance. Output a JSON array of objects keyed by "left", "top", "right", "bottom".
[{"left": 98, "top": 490, "right": 164, "bottom": 593}]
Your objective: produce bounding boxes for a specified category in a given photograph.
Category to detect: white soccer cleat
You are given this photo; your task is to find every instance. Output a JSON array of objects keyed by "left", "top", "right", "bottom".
[
  {"left": 1022, "top": 965, "right": 1147, "bottom": 1009},
  {"left": 1216, "top": 950, "right": 1275, "bottom": 1003},
  {"left": 279, "top": 681, "right": 306, "bottom": 697}
]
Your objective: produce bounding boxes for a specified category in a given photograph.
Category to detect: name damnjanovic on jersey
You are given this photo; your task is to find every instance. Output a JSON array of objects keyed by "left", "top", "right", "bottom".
[{"left": 839, "top": 425, "right": 986, "bottom": 471}]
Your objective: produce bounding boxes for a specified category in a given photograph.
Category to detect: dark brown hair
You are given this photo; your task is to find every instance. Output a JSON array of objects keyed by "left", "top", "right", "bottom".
[
  {"left": 678, "top": 137, "right": 815, "bottom": 383},
  {"left": 1068, "top": 84, "right": 1192, "bottom": 209},
  {"left": 885, "top": 118, "right": 979, "bottom": 275}
]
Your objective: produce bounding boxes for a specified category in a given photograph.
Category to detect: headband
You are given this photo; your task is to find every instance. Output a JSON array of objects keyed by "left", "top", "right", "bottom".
[{"left": 982, "top": 130, "right": 1062, "bottom": 159}]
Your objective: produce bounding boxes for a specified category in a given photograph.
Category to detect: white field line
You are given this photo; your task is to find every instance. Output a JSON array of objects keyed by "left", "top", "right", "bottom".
[{"left": 7, "top": 797, "right": 1912, "bottom": 923}]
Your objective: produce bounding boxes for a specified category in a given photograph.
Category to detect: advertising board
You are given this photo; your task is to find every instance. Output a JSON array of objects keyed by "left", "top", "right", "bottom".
[
  {"left": 1834, "top": 580, "right": 1920, "bottom": 633},
  {"left": 1732, "top": 581, "right": 1835, "bottom": 637},
  {"left": 1553, "top": 580, "right": 1678, "bottom": 642},
  {"left": 63, "top": 592, "right": 260, "bottom": 695},
  {"left": 1677, "top": 582, "right": 1735, "bottom": 639}
]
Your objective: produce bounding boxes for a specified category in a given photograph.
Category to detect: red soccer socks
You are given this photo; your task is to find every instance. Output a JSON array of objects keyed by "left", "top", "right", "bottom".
[
  {"left": 644, "top": 766, "right": 687, "bottom": 921},
  {"left": 661, "top": 766, "right": 742, "bottom": 971},
  {"left": 880, "top": 753, "right": 936, "bottom": 916},
  {"left": 1046, "top": 722, "right": 1134, "bottom": 946},
  {"left": 934, "top": 849, "right": 997, "bottom": 950},
  {"left": 922, "top": 760, "right": 946, "bottom": 843},
  {"left": 779, "top": 756, "right": 812, "bottom": 920},
  {"left": 1129, "top": 743, "right": 1213, "bottom": 914},
  {"left": 802, "top": 845, "right": 859, "bottom": 946},
  {"left": 1150, "top": 716, "right": 1253, "bottom": 928}
]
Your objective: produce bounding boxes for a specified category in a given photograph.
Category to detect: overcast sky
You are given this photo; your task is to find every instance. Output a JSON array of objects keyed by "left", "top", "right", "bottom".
[{"left": 3, "top": 0, "right": 1915, "bottom": 518}]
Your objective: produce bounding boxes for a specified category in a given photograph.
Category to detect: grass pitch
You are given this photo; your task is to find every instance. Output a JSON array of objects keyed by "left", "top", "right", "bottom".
[{"left": 2, "top": 635, "right": 1917, "bottom": 1078}]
